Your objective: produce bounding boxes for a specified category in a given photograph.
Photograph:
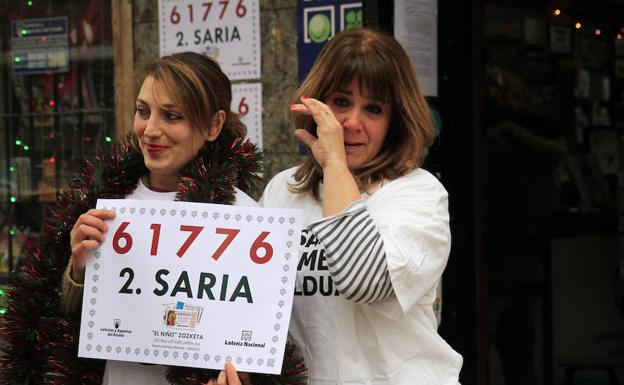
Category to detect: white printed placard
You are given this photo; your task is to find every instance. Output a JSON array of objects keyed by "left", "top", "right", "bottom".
[
  {"left": 232, "top": 83, "right": 262, "bottom": 148},
  {"left": 78, "top": 199, "right": 302, "bottom": 374},
  {"left": 159, "top": 0, "right": 261, "bottom": 80}
]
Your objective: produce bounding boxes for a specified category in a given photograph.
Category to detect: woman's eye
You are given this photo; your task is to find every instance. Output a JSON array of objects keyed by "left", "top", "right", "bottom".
[
  {"left": 136, "top": 107, "right": 149, "bottom": 118},
  {"left": 332, "top": 97, "right": 349, "bottom": 107},
  {"left": 366, "top": 105, "right": 383, "bottom": 115},
  {"left": 165, "top": 112, "right": 182, "bottom": 121}
]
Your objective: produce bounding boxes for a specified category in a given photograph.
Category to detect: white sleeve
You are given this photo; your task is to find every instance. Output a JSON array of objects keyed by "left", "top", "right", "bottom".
[
  {"left": 309, "top": 170, "right": 451, "bottom": 314},
  {"left": 368, "top": 171, "right": 451, "bottom": 314}
]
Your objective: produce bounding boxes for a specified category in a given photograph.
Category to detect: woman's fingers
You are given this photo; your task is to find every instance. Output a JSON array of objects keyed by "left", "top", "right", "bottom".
[
  {"left": 69, "top": 209, "right": 116, "bottom": 283},
  {"left": 71, "top": 238, "right": 101, "bottom": 257},
  {"left": 70, "top": 233, "right": 102, "bottom": 283},
  {"left": 294, "top": 129, "right": 317, "bottom": 148},
  {"left": 71, "top": 209, "right": 115, "bottom": 240},
  {"left": 217, "top": 370, "right": 228, "bottom": 385},
  {"left": 74, "top": 222, "right": 108, "bottom": 243},
  {"left": 71, "top": 209, "right": 115, "bottom": 238},
  {"left": 70, "top": 215, "right": 111, "bottom": 258},
  {"left": 293, "top": 97, "right": 335, "bottom": 121},
  {"left": 225, "top": 362, "right": 242, "bottom": 385},
  {"left": 289, "top": 103, "right": 310, "bottom": 115},
  {"left": 211, "top": 362, "right": 249, "bottom": 385},
  {"left": 291, "top": 97, "right": 346, "bottom": 170}
]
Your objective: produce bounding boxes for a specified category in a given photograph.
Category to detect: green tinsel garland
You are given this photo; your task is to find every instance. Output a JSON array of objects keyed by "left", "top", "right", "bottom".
[{"left": 0, "top": 134, "right": 307, "bottom": 385}]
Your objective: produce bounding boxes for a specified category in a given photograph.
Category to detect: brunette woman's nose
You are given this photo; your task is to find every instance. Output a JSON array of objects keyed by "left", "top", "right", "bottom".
[
  {"left": 341, "top": 109, "right": 363, "bottom": 131},
  {"left": 143, "top": 116, "right": 162, "bottom": 137}
]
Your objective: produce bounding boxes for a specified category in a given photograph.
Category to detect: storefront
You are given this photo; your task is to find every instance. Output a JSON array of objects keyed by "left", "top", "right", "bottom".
[
  {"left": 1, "top": 1, "right": 623, "bottom": 384},
  {"left": 482, "top": 1, "right": 623, "bottom": 384}
]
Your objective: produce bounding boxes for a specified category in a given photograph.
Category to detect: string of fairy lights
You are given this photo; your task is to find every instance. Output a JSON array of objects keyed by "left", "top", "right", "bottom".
[
  {"left": 5, "top": 134, "right": 113, "bottom": 200},
  {"left": 551, "top": 7, "right": 624, "bottom": 41},
  {"left": 0, "top": 288, "right": 5, "bottom": 315},
  {"left": 1, "top": 0, "right": 34, "bottom": 317}
]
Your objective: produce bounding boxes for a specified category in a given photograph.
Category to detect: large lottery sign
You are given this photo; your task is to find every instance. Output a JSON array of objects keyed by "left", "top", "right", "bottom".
[
  {"left": 159, "top": 0, "right": 261, "bottom": 80},
  {"left": 78, "top": 199, "right": 302, "bottom": 374}
]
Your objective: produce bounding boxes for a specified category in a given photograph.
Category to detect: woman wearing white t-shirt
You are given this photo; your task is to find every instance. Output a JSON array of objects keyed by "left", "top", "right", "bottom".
[
  {"left": 1, "top": 53, "right": 304, "bottom": 385},
  {"left": 261, "top": 28, "right": 463, "bottom": 385},
  {"left": 63, "top": 53, "right": 256, "bottom": 385}
]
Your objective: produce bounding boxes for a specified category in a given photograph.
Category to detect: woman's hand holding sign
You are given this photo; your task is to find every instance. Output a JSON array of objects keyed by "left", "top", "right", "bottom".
[
  {"left": 206, "top": 362, "right": 252, "bottom": 385},
  {"left": 69, "top": 209, "right": 116, "bottom": 284}
]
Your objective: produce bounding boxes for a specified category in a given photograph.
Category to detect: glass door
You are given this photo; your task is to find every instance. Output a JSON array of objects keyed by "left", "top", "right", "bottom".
[{"left": 0, "top": 0, "right": 115, "bottom": 287}]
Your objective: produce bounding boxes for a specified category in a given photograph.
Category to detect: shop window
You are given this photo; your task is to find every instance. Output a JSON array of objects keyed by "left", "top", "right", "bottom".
[
  {"left": 484, "top": 1, "right": 624, "bottom": 384},
  {"left": 0, "top": 0, "right": 114, "bottom": 282}
]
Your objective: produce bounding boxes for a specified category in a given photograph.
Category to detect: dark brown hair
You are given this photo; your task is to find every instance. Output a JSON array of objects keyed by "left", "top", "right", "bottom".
[
  {"left": 291, "top": 27, "right": 434, "bottom": 199},
  {"left": 136, "top": 52, "right": 245, "bottom": 143}
]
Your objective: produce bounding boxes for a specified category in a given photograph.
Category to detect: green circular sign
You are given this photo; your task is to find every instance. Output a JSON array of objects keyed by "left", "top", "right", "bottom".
[
  {"left": 346, "top": 11, "right": 356, "bottom": 24},
  {"left": 345, "top": 10, "right": 362, "bottom": 29},
  {"left": 309, "top": 14, "right": 331, "bottom": 43}
]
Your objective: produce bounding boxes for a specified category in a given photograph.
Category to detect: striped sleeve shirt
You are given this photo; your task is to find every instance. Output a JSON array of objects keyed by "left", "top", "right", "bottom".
[{"left": 307, "top": 200, "right": 394, "bottom": 303}]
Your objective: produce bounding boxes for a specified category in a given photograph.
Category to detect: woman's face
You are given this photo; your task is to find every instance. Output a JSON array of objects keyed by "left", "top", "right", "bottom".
[
  {"left": 134, "top": 76, "right": 217, "bottom": 189},
  {"left": 325, "top": 78, "right": 392, "bottom": 170}
]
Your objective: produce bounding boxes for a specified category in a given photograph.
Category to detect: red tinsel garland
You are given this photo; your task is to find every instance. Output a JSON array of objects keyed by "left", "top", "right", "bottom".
[{"left": 0, "top": 134, "right": 307, "bottom": 385}]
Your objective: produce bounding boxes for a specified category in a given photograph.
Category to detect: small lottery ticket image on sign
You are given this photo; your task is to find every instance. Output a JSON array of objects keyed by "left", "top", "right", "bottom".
[{"left": 163, "top": 301, "right": 203, "bottom": 328}]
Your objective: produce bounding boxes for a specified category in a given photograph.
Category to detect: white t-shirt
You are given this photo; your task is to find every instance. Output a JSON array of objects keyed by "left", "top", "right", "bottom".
[
  {"left": 102, "top": 179, "right": 257, "bottom": 385},
  {"left": 261, "top": 167, "right": 463, "bottom": 385}
]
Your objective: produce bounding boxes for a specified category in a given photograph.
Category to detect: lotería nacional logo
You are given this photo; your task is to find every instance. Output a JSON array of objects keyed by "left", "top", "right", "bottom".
[{"left": 224, "top": 330, "right": 265, "bottom": 348}]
